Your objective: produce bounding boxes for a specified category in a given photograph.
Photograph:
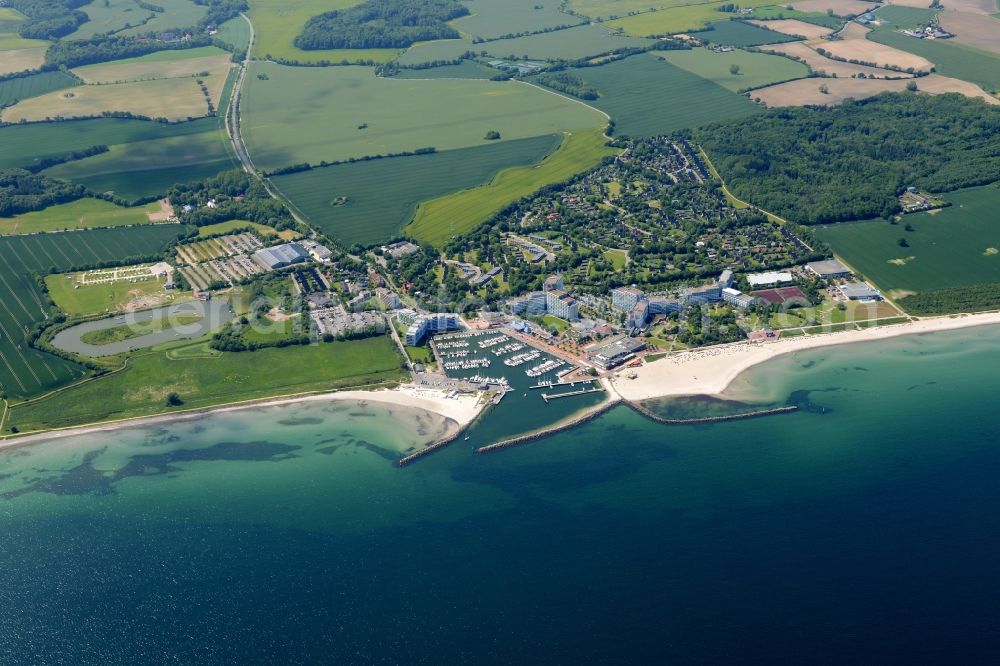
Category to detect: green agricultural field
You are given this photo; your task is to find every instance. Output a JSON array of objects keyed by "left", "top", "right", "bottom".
[
  {"left": 0, "top": 117, "right": 221, "bottom": 170},
  {"left": 272, "top": 135, "right": 561, "bottom": 247},
  {"left": 0, "top": 71, "right": 80, "bottom": 107},
  {"left": 0, "top": 7, "right": 27, "bottom": 32},
  {"left": 393, "top": 60, "right": 497, "bottom": 79},
  {"left": 658, "top": 48, "right": 809, "bottom": 91},
  {"left": 565, "top": 53, "right": 762, "bottom": 137},
  {"left": 241, "top": 62, "right": 607, "bottom": 170},
  {"left": 456, "top": 0, "right": 585, "bottom": 39},
  {"left": 247, "top": 0, "right": 399, "bottom": 63},
  {"left": 481, "top": 24, "right": 652, "bottom": 61},
  {"left": 395, "top": 37, "right": 473, "bottom": 66},
  {"left": 748, "top": 5, "right": 845, "bottom": 28},
  {"left": 6, "top": 335, "right": 407, "bottom": 433},
  {"left": 873, "top": 5, "right": 937, "bottom": 28},
  {"left": 569, "top": 0, "right": 696, "bottom": 20},
  {"left": 216, "top": 16, "right": 252, "bottom": 52},
  {"left": 45, "top": 271, "right": 172, "bottom": 317},
  {"left": 407, "top": 127, "right": 619, "bottom": 247},
  {"left": 73, "top": 46, "right": 231, "bottom": 83},
  {"left": 117, "top": 0, "right": 209, "bottom": 38},
  {"left": 607, "top": 0, "right": 776, "bottom": 36},
  {"left": 813, "top": 187, "right": 1000, "bottom": 294},
  {"left": 868, "top": 27, "right": 1000, "bottom": 91},
  {"left": 688, "top": 19, "right": 800, "bottom": 46},
  {"left": 0, "top": 199, "right": 162, "bottom": 235},
  {"left": 0, "top": 33, "right": 48, "bottom": 51},
  {"left": 0, "top": 225, "right": 184, "bottom": 399},
  {"left": 67, "top": 0, "right": 155, "bottom": 40},
  {"left": 44, "top": 125, "right": 236, "bottom": 200}
]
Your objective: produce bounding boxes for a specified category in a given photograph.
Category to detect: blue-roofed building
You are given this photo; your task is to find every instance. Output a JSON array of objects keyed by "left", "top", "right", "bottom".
[{"left": 253, "top": 243, "right": 311, "bottom": 270}]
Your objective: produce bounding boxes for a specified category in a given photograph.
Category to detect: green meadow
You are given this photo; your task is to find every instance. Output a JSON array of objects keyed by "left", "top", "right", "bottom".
[
  {"left": 7, "top": 335, "right": 407, "bottom": 433},
  {"left": 272, "top": 135, "right": 561, "bottom": 247},
  {"left": 65, "top": 0, "right": 154, "bottom": 40},
  {"left": 0, "top": 199, "right": 162, "bottom": 235},
  {"left": 607, "top": 0, "right": 776, "bottom": 36},
  {"left": 748, "top": 5, "right": 845, "bottom": 29},
  {"left": 216, "top": 16, "right": 252, "bottom": 52},
  {"left": 873, "top": 5, "right": 938, "bottom": 28},
  {"left": 241, "top": 62, "right": 607, "bottom": 169},
  {"left": 566, "top": 53, "right": 762, "bottom": 137},
  {"left": 117, "top": 0, "right": 208, "bottom": 38},
  {"left": 658, "top": 48, "right": 809, "bottom": 91},
  {"left": 814, "top": 187, "right": 1000, "bottom": 294}
]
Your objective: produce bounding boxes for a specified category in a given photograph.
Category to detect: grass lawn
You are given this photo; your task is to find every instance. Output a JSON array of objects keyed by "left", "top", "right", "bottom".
[
  {"left": 7, "top": 335, "right": 408, "bottom": 434},
  {"left": 658, "top": 48, "right": 809, "bottom": 92},
  {"left": 540, "top": 314, "right": 570, "bottom": 333},
  {"left": 247, "top": 0, "right": 398, "bottom": 63},
  {"left": 603, "top": 248, "right": 628, "bottom": 269},
  {"left": 405, "top": 345, "right": 435, "bottom": 365},
  {"left": 0, "top": 199, "right": 162, "bottom": 235},
  {"left": 80, "top": 314, "right": 203, "bottom": 345},
  {"left": 46, "top": 272, "right": 173, "bottom": 317},
  {"left": 567, "top": 53, "right": 762, "bottom": 137},
  {"left": 241, "top": 316, "right": 305, "bottom": 344},
  {"left": 407, "top": 127, "right": 618, "bottom": 247},
  {"left": 814, "top": 186, "right": 1000, "bottom": 294},
  {"left": 242, "top": 62, "right": 607, "bottom": 169},
  {"left": 607, "top": 0, "right": 777, "bottom": 36},
  {"left": 197, "top": 220, "right": 279, "bottom": 237},
  {"left": 272, "top": 135, "right": 561, "bottom": 247}
]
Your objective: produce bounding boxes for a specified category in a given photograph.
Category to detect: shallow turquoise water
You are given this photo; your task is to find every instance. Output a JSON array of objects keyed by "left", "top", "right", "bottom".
[{"left": 2, "top": 325, "right": 1000, "bottom": 663}]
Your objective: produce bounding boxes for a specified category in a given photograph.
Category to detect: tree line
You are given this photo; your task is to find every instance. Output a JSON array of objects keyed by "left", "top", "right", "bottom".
[
  {"left": 0, "top": 168, "right": 86, "bottom": 217},
  {"left": 8, "top": 0, "right": 89, "bottom": 40}
]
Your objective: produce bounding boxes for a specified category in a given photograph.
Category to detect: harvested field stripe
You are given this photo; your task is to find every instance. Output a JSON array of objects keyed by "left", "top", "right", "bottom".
[
  {"left": 0, "top": 348, "right": 29, "bottom": 394},
  {"left": 0, "top": 317, "right": 42, "bottom": 388},
  {"left": 0, "top": 271, "right": 36, "bottom": 321}
]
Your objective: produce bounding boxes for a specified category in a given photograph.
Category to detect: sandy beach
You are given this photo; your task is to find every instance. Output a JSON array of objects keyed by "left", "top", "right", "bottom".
[
  {"left": 614, "top": 313, "right": 1000, "bottom": 401},
  {"left": 1, "top": 384, "right": 485, "bottom": 449}
]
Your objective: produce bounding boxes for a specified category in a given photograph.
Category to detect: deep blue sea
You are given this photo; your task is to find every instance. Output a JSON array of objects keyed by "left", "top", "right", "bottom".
[{"left": 2, "top": 325, "right": 1000, "bottom": 664}]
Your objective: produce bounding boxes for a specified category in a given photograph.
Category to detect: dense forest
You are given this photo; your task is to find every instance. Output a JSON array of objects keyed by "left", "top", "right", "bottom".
[
  {"left": 294, "top": 0, "right": 469, "bottom": 50},
  {"left": 532, "top": 72, "right": 600, "bottom": 100},
  {"left": 9, "top": 0, "right": 89, "bottom": 40},
  {"left": 0, "top": 169, "right": 85, "bottom": 217},
  {"left": 695, "top": 93, "right": 1000, "bottom": 224}
]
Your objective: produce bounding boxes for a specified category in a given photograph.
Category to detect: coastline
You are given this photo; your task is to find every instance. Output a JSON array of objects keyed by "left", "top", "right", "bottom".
[
  {"left": 0, "top": 384, "right": 485, "bottom": 450},
  {"left": 614, "top": 312, "right": 1000, "bottom": 402}
]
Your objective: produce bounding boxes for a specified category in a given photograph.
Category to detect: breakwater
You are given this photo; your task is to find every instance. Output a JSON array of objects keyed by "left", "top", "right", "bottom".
[
  {"left": 625, "top": 400, "right": 798, "bottom": 425},
  {"left": 474, "top": 398, "right": 623, "bottom": 454}
]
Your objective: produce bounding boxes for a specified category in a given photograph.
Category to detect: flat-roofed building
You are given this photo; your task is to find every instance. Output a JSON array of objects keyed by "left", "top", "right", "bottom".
[
  {"left": 612, "top": 286, "right": 646, "bottom": 311},
  {"left": 253, "top": 243, "right": 311, "bottom": 270},
  {"left": 588, "top": 335, "right": 646, "bottom": 370},
  {"left": 807, "top": 258, "right": 852, "bottom": 278},
  {"left": 648, "top": 297, "right": 682, "bottom": 315},
  {"left": 722, "top": 287, "right": 755, "bottom": 309},
  {"left": 405, "top": 312, "right": 461, "bottom": 345},
  {"left": 509, "top": 291, "right": 547, "bottom": 315},
  {"left": 746, "top": 271, "right": 794, "bottom": 288},
  {"left": 839, "top": 282, "right": 882, "bottom": 302},
  {"left": 543, "top": 274, "right": 565, "bottom": 292},
  {"left": 718, "top": 269, "right": 734, "bottom": 288}
]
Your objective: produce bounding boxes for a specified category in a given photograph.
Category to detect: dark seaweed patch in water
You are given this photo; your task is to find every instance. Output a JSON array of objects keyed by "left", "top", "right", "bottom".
[
  {"left": 276, "top": 417, "right": 325, "bottom": 427},
  {"left": 786, "top": 389, "right": 842, "bottom": 414},
  {"left": 906, "top": 381, "right": 938, "bottom": 392},
  {"left": 641, "top": 395, "right": 778, "bottom": 421},
  {"left": 348, "top": 411, "right": 377, "bottom": 418},
  {"left": 316, "top": 445, "right": 342, "bottom": 455},
  {"left": 2, "top": 441, "right": 300, "bottom": 499},
  {"left": 800, "top": 359, "right": 817, "bottom": 369}
]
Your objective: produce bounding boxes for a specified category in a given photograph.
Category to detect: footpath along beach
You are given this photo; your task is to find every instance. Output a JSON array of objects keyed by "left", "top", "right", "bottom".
[{"left": 615, "top": 312, "right": 1000, "bottom": 401}]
